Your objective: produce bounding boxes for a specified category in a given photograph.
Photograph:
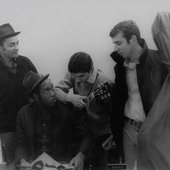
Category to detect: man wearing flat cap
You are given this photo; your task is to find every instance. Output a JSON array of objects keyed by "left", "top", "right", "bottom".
[
  {"left": 15, "top": 71, "right": 92, "bottom": 170},
  {"left": 0, "top": 23, "right": 37, "bottom": 169}
]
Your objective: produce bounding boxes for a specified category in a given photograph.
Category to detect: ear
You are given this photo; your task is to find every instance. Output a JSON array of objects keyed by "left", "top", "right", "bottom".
[
  {"left": 32, "top": 93, "right": 39, "bottom": 101},
  {"left": 130, "top": 35, "right": 138, "bottom": 44},
  {"left": 90, "top": 65, "right": 94, "bottom": 73}
]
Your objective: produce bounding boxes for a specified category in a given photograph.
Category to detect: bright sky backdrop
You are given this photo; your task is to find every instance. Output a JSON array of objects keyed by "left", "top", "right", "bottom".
[{"left": 0, "top": 0, "right": 169, "bottom": 83}]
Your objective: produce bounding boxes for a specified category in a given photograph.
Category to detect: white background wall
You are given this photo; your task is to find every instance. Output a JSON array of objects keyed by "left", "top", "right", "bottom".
[{"left": 0, "top": 0, "right": 169, "bottom": 83}]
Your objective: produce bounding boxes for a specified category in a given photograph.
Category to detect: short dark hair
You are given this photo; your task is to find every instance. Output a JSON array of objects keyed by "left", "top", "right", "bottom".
[
  {"left": 109, "top": 20, "right": 141, "bottom": 43},
  {"left": 68, "top": 51, "right": 93, "bottom": 73}
]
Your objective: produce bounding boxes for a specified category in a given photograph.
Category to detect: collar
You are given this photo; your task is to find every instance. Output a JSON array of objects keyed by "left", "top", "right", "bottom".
[
  {"left": 124, "top": 60, "right": 137, "bottom": 70},
  {"left": 110, "top": 38, "right": 149, "bottom": 67},
  {"left": 124, "top": 47, "right": 147, "bottom": 70},
  {"left": 87, "top": 69, "right": 98, "bottom": 84},
  {"left": 110, "top": 51, "right": 125, "bottom": 64},
  {"left": 0, "top": 54, "right": 17, "bottom": 70}
]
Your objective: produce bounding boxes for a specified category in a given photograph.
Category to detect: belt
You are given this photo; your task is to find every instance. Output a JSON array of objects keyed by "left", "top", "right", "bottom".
[{"left": 124, "top": 116, "right": 142, "bottom": 131}]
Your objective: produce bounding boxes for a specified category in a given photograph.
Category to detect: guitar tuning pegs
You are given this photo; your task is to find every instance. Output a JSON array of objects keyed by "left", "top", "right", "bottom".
[{"left": 93, "top": 82, "right": 111, "bottom": 102}]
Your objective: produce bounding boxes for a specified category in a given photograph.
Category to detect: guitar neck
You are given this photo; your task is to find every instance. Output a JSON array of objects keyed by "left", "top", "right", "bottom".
[
  {"left": 87, "top": 82, "right": 110, "bottom": 103},
  {"left": 87, "top": 92, "right": 95, "bottom": 103}
]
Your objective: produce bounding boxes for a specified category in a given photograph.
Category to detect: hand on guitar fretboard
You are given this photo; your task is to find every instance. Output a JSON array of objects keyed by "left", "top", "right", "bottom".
[{"left": 89, "top": 82, "right": 111, "bottom": 103}]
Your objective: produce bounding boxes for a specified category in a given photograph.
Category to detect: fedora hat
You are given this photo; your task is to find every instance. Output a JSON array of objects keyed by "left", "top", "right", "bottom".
[
  {"left": 23, "top": 71, "right": 49, "bottom": 95},
  {"left": 0, "top": 23, "right": 20, "bottom": 40}
]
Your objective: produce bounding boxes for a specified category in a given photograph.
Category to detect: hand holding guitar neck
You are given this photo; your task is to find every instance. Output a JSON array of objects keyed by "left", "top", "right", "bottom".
[{"left": 88, "top": 82, "right": 111, "bottom": 103}]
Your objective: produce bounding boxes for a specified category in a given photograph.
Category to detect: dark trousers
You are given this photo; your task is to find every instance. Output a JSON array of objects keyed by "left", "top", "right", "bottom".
[{"left": 88, "top": 134, "right": 110, "bottom": 170}]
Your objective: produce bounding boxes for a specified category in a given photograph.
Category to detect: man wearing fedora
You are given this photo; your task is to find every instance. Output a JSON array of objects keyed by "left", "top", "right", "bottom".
[
  {"left": 0, "top": 23, "right": 37, "bottom": 169},
  {"left": 15, "top": 71, "right": 91, "bottom": 170}
]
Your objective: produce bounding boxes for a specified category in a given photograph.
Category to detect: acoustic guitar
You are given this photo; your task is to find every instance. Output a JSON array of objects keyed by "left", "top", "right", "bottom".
[{"left": 84, "top": 82, "right": 111, "bottom": 119}]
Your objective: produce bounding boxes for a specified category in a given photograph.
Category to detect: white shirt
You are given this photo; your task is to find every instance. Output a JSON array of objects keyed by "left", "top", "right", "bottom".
[{"left": 124, "top": 61, "right": 146, "bottom": 122}]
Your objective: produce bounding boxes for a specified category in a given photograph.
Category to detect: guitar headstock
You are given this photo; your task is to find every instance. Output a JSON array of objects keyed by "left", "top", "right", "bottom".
[
  {"left": 93, "top": 82, "right": 111, "bottom": 102},
  {"left": 86, "top": 82, "right": 111, "bottom": 119}
]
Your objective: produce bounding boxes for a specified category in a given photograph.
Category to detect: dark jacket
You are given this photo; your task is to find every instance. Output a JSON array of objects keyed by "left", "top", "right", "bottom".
[
  {"left": 110, "top": 39, "right": 168, "bottom": 151},
  {"left": 0, "top": 55, "right": 37, "bottom": 132},
  {"left": 15, "top": 101, "right": 91, "bottom": 163}
]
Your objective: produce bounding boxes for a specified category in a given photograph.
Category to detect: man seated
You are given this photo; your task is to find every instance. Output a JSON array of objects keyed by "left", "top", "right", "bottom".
[
  {"left": 55, "top": 51, "right": 114, "bottom": 170},
  {"left": 15, "top": 71, "right": 91, "bottom": 170}
]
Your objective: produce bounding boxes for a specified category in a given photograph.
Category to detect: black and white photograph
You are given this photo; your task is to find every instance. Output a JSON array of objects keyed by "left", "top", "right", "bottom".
[{"left": 0, "top": 0, "right": 170, "bottom": 170}]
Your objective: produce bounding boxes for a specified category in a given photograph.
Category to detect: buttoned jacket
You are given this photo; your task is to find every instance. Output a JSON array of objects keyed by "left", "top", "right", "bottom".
[{"left": 15, "top": 101, "right": 91, "bottom": 163}]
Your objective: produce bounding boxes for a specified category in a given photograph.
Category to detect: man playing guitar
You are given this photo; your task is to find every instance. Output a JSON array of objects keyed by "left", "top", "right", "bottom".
[{"left": 55, "top": 51, "right": 114, "bottom": 170}]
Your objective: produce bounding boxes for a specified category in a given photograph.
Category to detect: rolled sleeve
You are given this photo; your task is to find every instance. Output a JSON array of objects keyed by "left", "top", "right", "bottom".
[{"left": 55, "top": 72, "right": 74, "bottom": 103}]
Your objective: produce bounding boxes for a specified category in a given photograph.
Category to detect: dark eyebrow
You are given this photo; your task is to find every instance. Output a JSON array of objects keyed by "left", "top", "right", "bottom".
[
  {"left": 78, "top": 75, "right": 84, "bottom": 77},
  {"left": 9, "top": 42, "right": 15, "bottom": 45},
  {"left": 114, "top": 41, "right": 121, "bottom": 45},
  {"left": 9, "top": 41, "right": 19, "bottom": 46}
]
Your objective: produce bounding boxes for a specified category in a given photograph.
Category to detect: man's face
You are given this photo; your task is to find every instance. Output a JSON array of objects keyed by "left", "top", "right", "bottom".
[
  {"left": 0, "top": 36, "right": 19, "bottom": 59},
  {"left": 39, "top": 78, "right": 56, "bottom": 106},
  {"left": 112, "top": 31, "right": 133, "bottom": 59},
  {"left": 71, "top": 72, "right": 91, "bottom": 83}
]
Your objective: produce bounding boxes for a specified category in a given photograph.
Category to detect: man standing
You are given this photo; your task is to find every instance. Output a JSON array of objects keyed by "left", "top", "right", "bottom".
[
  {"left": 15, "top": 71, "right": 91, "bottom": 170},
  {"left": 0, "top": 23, "right": 37, "bottom": 169},
  {"left": 55, "top": 51, "right": 114, "bottom": 170},
  {"left": 109, "top": 20, "right": 167, "bottom": 170}
]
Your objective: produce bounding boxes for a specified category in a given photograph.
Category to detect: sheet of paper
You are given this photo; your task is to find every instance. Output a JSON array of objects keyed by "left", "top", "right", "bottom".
[{"left": 30, "top": 152, "right": 73, "bottom": 170}]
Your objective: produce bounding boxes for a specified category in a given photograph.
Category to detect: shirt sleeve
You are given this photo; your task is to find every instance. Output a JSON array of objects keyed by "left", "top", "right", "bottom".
[{"left": 54, "top": 72, "right": 73, "bottom": 103}]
